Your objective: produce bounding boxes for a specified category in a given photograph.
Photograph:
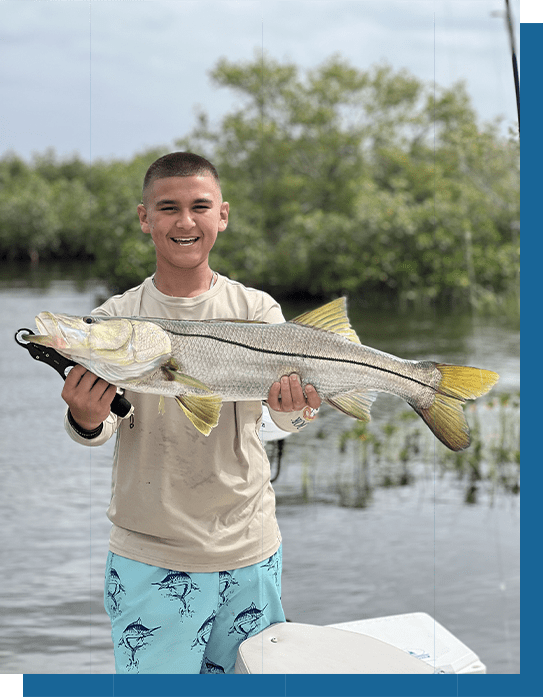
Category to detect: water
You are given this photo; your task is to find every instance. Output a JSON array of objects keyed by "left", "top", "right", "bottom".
[{"left": 0, "top": 273, "right": 519, "bottom": 674}]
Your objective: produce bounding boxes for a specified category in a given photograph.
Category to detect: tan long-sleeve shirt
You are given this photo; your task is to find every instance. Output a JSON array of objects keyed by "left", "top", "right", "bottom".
[{"left": 65, "top": 275, "right": 311, "bottom": 572}]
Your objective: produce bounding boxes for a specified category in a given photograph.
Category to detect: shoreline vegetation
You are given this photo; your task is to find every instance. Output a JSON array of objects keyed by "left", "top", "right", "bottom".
[
  {"left": 0, "top": 55, "right": 519, "bottom": 315},
  {"left": 264, "top": 389, "right": 520, "bottom": 509}
]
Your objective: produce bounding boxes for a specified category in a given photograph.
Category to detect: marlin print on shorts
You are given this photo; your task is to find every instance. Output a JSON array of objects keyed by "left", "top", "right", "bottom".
[
  {"left": 219, "top": 570, "right": 240, "bottom": 604},
  {"left": 118, "top": 618, "right": 161, "bottom": 672},
  {"left": 152, "top": 571, "right": 200, "bottom": 617},
  {"left": 260, "top": 554, "right": 280, "bottom": 587},
  {"left": 227, "top": 602, "right": 268, "bottom": 640},
  {"left": 191, "top": 611, "right": 216, "bottom": 649},
  {"left": 106, "top": 566, "right": 126, "bottom": 617}
]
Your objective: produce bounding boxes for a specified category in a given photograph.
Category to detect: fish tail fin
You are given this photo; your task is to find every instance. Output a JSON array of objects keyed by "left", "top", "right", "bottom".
[{"left": 415, "top": 364, "right": 499, "bottom": 451}]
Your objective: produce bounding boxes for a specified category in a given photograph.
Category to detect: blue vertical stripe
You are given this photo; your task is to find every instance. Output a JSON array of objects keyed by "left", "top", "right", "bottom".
[{"left": 518, "top": 19, "right": 543, "bottom": 697}]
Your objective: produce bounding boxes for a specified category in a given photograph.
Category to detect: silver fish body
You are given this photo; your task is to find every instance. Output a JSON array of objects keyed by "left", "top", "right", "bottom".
[
  {"left": 26, "top": 298, "right": 499, "bottom": 450},
  {"left": 133, "top": 317, "right": 439, "bottom": 406}
]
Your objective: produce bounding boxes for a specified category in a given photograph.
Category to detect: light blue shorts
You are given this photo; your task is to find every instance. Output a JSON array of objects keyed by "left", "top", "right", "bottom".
[{"left": 104, "top": 547, "right": 285, "bottom": 674}]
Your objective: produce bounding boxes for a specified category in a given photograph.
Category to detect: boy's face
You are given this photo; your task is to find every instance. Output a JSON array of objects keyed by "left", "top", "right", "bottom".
[{"left": 137, "top": 176, "right": 229, "bottom": 272}]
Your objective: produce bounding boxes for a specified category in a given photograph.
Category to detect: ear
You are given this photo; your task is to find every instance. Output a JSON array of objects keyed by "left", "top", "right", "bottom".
[
  {"left": 137, "top": 204, "right": 150, "bottom": 234},
  {"left": 218, "top": 201, "right": 229, "bottom": 232}
]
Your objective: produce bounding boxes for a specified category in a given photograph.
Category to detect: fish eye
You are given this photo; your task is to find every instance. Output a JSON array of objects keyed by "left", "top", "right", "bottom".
[{"left": 83, "top": 316, "right": 95, "bottom": 324}]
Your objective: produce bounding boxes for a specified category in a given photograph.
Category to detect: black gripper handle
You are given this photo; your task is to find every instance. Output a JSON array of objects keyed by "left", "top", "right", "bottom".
[
  {"left": 110, "top": 392, "right": 133, "bottom": 418},
  {"left": 16, "top": 328, "right": 133, "bottom": 418}
]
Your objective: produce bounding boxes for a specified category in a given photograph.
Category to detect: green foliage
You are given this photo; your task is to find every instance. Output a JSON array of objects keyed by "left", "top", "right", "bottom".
[
  {"left": 336, "top": 392, "right": 519, "bottom": 506},
  {"left": 178, "top": 53, "right": 519, "bottom": 307},
  {"left": 0, "top": 54, "right": 519, "bottom": 307},
  {"left": 0, "top": 148, "right": 162, "bottom": 289}
]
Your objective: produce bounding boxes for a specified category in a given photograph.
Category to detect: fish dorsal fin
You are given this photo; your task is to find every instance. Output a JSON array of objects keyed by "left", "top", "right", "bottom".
[{"left": 290, "top": 297, "right": 361, "bottom": 344}]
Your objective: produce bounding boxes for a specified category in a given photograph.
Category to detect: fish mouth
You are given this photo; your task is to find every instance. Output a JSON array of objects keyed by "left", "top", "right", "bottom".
[
  {"left": 26, "top": 313, "right": 70, "bottom": 350},
  {"left": 171, "top": 236, "right": 199, "bottom": 246},
  {"left": 24, "top": 332, "right": 68, "bottom": 350},
  {"left": 35, "top": 313, "right": 57, "bottom": 335},
  {"left": 29, "top": 312, "right": 91, "bottom": 353}
]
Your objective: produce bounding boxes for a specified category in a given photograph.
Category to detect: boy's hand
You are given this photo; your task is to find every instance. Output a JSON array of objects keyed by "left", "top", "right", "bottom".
[
  {"left": 267, "top": 373, "right": 321, "bottom": 413},
  {"left": 62, "top": 364, "right": 117, "bottom": 431}
]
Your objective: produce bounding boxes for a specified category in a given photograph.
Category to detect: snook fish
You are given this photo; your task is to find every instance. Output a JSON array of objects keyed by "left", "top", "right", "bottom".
[{"left": 24, "top": 298, "right": 499, "bottom": 450}]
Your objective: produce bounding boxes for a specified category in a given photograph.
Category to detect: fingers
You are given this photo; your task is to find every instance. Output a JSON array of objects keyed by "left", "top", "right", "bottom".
[
  {"left": 267, "top": 381, "right": 283, "bottom": 411},
  {"left": 267, "top": 374, "right": 322, "bottom": 413},
  {"left": 62, "top": 364, "right": 117, "bottom": 430},
  {"left": 303, "top": 384, "right": 321, "bottom": 410},
  {"left": 63, "top": 365, "right": 115, "bottom": 402}
]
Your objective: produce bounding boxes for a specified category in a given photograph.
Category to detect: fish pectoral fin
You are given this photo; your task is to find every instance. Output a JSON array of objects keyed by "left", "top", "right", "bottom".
[
  {"left": 290, "top": 297, "right": 361, "bottom": 344},
  {"left": 326, "top": 391, "right": 376, "bottom": 421},
  {"left": 162, "top": 362, "right": 213, "bottom": 393},
  {"left": 175, "top": 394, "right": 223, "bottom": 436}
]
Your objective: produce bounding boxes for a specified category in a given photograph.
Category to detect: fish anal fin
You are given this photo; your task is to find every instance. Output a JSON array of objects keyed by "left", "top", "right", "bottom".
[
  {"left": 326, "top": 391, "right": 376, "bottom": 422},
  {"left": 290, "top": 297, "right": 361, "bottom": 344},
  {"left": 175, "top": 394, "right": 223, "bottom": 436}
]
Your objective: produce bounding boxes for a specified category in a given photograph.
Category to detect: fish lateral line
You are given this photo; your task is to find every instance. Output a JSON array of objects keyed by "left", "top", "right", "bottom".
[{"left": 171, "top": 330, "right": 434, "bottom": 391}]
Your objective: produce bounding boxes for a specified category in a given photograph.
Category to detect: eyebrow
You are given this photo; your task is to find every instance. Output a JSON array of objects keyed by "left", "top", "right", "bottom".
[{"left": 155, "top": 197, "right": 214, "bottom": 207}]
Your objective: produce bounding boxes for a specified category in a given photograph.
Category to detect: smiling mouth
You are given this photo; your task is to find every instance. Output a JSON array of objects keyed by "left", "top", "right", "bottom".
[{"left": 171, "top": 237, "right": 199, "bottom": 246}]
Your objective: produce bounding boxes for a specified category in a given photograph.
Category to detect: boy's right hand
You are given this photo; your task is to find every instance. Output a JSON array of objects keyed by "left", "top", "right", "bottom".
[{"left": 62, "top": 364, "right": 117, "bottom": 431}]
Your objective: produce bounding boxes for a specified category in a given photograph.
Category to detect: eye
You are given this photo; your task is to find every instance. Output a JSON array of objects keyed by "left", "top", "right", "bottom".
[{"left": 83, "top": 316, "right": 95, "bottom": 324}]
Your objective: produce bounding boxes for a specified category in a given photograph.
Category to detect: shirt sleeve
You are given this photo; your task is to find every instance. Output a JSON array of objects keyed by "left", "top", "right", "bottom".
[
  {"left": 64, "top": 409, "right": 121, "bottom": 446},
  {"left": 266, "top": 404, "right": 320, "bottom": 433}
]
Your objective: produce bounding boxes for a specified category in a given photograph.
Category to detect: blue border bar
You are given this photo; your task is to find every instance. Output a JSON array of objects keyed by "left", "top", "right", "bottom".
[{"left": 518, "top": 19, "right": 544, "bottom": 697}]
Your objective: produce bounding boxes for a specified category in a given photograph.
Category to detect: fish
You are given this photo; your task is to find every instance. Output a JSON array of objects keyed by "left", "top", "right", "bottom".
[
  {"left": 228, "top": 602, "right": 268, "bottom": 639},
  {"left": 23, "top": 297, "right": 499, "bottom": 450}
]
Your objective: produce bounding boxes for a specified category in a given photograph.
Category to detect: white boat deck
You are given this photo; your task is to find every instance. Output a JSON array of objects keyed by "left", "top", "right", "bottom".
[{"left": 235, "top": 612, "right": 486, "bottom": 674}]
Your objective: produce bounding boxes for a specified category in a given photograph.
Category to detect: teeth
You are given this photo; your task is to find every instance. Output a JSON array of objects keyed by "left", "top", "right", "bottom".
[{"left": 172, "top": 237, "right": 198, "bottom": 246}]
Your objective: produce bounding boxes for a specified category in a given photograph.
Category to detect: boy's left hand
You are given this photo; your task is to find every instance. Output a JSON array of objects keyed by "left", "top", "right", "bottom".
[{"left": 267, "top": 373, "right": 321, "bottom": 413}]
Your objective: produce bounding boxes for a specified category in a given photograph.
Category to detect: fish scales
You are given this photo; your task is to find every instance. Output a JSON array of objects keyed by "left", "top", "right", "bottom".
[{"left": 159, "top": 319, "right": 439, "bottom": 405}]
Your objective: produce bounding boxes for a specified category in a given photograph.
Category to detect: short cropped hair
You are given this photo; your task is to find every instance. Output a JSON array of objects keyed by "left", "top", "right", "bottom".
[{"left": 142, "top": 152, "right": 221, "bottom": 203}]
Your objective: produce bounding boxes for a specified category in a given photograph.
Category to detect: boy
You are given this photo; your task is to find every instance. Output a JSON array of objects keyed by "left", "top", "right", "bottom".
[{"left": 61, "top": 152, "right": 321, "bottom": 674}]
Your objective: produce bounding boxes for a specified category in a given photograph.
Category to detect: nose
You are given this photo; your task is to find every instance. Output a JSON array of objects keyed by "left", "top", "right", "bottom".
[{"left": 175, "top": 210, "right": 195, "bottom": 230}]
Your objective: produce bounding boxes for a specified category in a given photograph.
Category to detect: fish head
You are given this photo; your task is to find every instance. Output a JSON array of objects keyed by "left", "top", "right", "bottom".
[{"left": 28, "top": 312, "right": 171, "bottom": 381}]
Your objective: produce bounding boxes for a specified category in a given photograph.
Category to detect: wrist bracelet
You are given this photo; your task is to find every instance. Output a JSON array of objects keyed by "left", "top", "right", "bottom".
[{"left": 67, "top": 410, "right": 104, "bottom": 439}]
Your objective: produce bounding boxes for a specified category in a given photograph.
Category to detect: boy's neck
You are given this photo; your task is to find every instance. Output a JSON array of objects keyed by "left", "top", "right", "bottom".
[{"left": 152, "top": 265, "right": 216, "bottom": 298}]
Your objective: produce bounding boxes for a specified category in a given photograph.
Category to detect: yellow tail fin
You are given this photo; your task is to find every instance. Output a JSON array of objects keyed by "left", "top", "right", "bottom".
[{"left": 418, "top": 365, "right": 499, "bottom": 451}]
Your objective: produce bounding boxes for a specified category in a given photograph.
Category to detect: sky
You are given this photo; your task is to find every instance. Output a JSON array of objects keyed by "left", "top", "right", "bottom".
[{"left": 0, "top": 0, "right": 521, "bottom": 163}]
